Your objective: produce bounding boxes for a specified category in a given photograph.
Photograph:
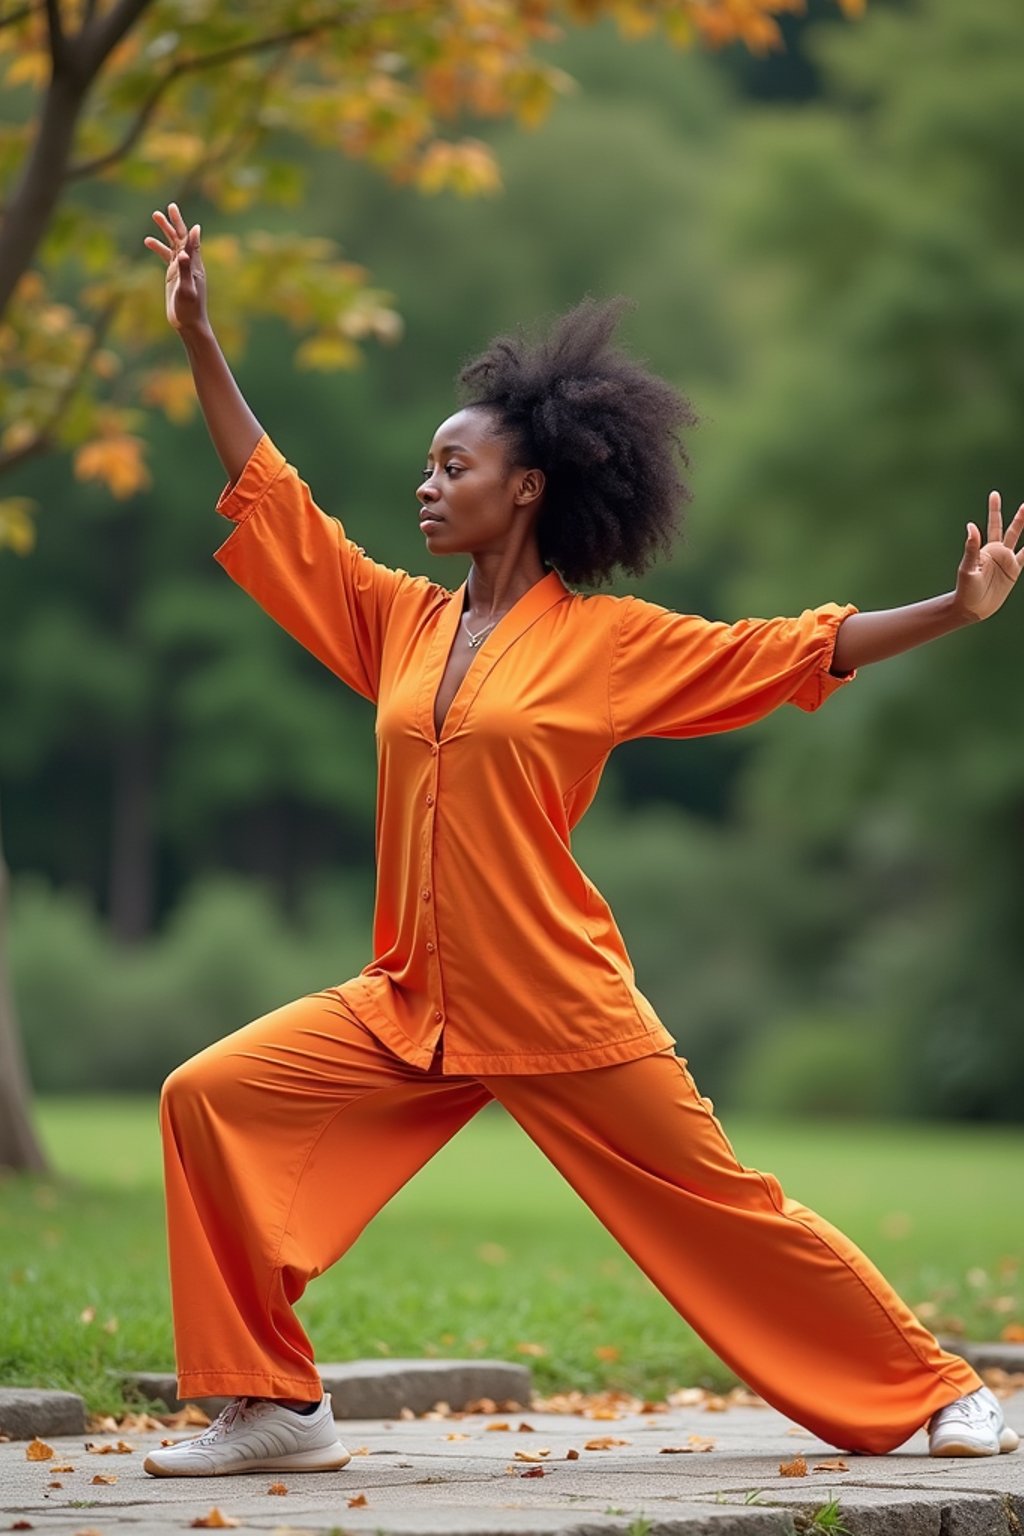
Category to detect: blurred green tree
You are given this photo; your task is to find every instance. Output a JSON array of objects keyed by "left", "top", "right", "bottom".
[
  {"left": 696, "top": 0, "right": 1024, "bottom": 1115},
  {"left": 0, "top": 0, "right": 865, "bottom": 1165}
]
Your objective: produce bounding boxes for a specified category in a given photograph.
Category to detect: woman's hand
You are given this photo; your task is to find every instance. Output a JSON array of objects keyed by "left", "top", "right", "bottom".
[
  {"left": 143, "top": 202, "right": 208, "bottom": 333},
  {"left": 955, "top": 492, "right": 1024, "bottom": 622}
]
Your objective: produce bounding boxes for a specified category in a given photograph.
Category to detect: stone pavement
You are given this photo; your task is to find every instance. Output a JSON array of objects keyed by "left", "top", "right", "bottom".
[{"left": 2, "top": 1389, "right": 1023, "bottom": 1535}]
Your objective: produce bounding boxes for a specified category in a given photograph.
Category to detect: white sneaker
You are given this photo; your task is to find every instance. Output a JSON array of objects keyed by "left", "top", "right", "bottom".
[
  {"left": 928, "top": 1385, "right": 1020, "bottom": 1458},
  {"left": 143, "top": 1392, "right": 351, "bottom": 1476}
]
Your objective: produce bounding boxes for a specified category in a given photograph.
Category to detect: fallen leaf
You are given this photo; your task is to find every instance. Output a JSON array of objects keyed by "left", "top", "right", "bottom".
[
  {"left": 266, "top": 1481, "right": 288, "bottom": 1494},
  {"left": 514, "top": 1342, "right": 547, "bottom": 1357},
  {"left": 520, "top": 1465, "right": 546, "bottom": 1478},
  {"left": 566, "top": 1448, "right": 580, "bottom": 1459},
  {"left": 1001, "top": 1323, "right": 1024, "bottom": 1343},
  {"left": 587, "top": 1407, "right": 622, "bottom": 1420},
  {"left": 86, "top": 1439, "right": 135, "bottom": 1454},
  {"left": 485, "top": 1422, "right": 511, "bottom": 1432},
  {"left": 48, "top": 1480, "right": 64, "bottom": 1488},
  {"left": 347, "top": 1493, "right": 368, "bottom": 1508},
  {"left": 779, "top": 1456, "right": 808, "bottom": 1477},
  {"left": 399, "top": 1408, "right": 415, "bottom": 1421},
  {"left": 584, "top": 1436, "right": 630, "bottom": 1450},
  {"left": 687, "top": 1434, "right": 716, "bottom": 1452},
  {"left": 703, "top": 1395, "right": 728, "bottom": 1412},
  {"left": 593, "top": 1345, "right": 620, "bottom": 1362},
  {"left": 813, "top": 1458, "right": 850, "bottom": 1473},
  {"left": 90, "top": 1472, "right": 117, "bottom": 1484},
  {"left": 10, "top": 1522, "right": 33, "bottom": 1530},
  {"left": 444, "top": 1432, "right": 471, "bottom": 1441},
  {"left": 25, "top": 1437, "right": 54, "bottom": 1461},
  {"left": 660, "top": 1446, "right": 696, "bottom": 1454},
  {"left": 513, "top": 1448, "right": 551, "bottom": 1462},
  {"left": 517, "top": 1421, "right": 536, "bottom": 1433},
  {"left": 190, "top": 1510, "right": 239, "bottom": 1529},
  {"left": 51, "top": 1463, "right": 75, "bottom": 1472}
]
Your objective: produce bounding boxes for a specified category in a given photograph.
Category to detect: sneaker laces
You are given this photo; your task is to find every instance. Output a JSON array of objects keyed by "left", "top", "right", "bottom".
[
  {"left": 937, "top": 1390, "right": 992, "bottom": 1428},
  {"left": 195, "top": 1397, "right": 262, "bottom": 1444}
]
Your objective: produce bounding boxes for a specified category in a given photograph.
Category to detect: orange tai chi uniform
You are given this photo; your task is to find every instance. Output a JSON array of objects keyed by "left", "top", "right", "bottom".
[{"left": 160, "top": 434, "right": 980, "bottom": 1453}]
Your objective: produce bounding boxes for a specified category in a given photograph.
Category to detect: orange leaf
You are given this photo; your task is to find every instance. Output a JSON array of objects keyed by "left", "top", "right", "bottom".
[
  {"left": 584, "top": 1436, "right": 630, "bottom": 1450},
  {"left": 813, "top": 1458, "right": 850, "bottom": 1472},
  {"left": 520, "top": 1465, "right": 546, "bottom": 1477},
  {"left": 347, "top": 1493, "right": 369, "bottom": 1507},
  {"left": 513, "top": 1448, "right": 551, "bottom": 1462},
  {"left": 190, "top": 1511, "right": 240, "bottom": 1529},
  {"left": 779, "top": 1455, "right": 808, "bottom": 1477},
  {"left": 485, "top": 1422, "right": 511, "bottom": 1432},
  {"left": 25, "top": 1438, "right": 54, "bottom": 1461},
  {"left": 517, "top": 1421, "right": 536, "bottom": 1432},
  {"left": 1001, "top": 1323, "right": 1024, "bottom": 1343},
  {"left": 90, "top": 1473, "right": 117, "bottom": 1485},
  {"left": 594, "top": 1345, "right": 620, "bottom": 1362},
  {"left": 266, "top": 1482, "right": 288, "bottom": 1494},
  {"left": 687, "top": 1434, "right": 716, "bottom": 1452},
  {"left": 566, "top": 1448, "right": 580, "bottom": 1459}
]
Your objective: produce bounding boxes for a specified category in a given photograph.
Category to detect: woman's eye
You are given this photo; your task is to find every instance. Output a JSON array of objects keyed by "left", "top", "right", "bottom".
[{"left": 445, "top": 465, "right": 462, "bottom": 477}]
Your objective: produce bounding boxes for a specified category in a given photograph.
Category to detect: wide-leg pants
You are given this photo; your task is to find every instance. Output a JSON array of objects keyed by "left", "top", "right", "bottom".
[{"left": 158, "top": 990, "right": 980, "bottom": 1455}]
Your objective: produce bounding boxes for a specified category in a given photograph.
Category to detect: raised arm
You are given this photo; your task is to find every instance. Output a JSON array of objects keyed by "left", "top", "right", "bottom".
[
  {"left": 831, "top": 493, "right": 1024, "bottom": 673},
  {"left": 143, "top": 201, "right": 261, "bottom": 485}
]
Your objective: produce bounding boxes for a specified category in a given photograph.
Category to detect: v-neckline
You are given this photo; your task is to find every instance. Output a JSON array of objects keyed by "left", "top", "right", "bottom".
[{"left": 422, "top": 569, "right": 569, "bottom": 745}]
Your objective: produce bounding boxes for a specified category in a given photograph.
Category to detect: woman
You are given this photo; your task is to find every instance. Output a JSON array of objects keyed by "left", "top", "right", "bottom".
[{"left": 141, "top": 202, "right": 1020, "bottom": 1477}]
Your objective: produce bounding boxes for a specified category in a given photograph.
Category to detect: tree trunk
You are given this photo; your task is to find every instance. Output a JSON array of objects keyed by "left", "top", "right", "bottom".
[{"left": 0, "top": 795, "right": 49, "bottom": 1172}]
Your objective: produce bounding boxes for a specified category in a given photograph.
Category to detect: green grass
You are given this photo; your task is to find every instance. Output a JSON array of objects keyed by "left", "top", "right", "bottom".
[{"left": 1, "top": 1097, "right": 1020, "bottom": 1416}]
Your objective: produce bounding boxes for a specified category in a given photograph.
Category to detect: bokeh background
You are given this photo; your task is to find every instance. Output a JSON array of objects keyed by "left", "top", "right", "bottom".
[{"left": 3, "top": 0, "right": 1024, "bottom": 1126}]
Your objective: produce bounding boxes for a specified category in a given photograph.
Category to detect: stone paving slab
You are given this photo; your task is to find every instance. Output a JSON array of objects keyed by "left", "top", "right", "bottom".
[
  {"left": 0, "top": 1387, "right": 85, "bottom": 1439},
  {"left": 1, "top": 1392, "right": 1022, "bottom": 1535},
  {"left": 125, "top": 1359, "right": 533, "bottom": 1420}
]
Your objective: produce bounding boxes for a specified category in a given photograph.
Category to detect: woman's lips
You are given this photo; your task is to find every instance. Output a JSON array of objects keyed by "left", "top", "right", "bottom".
[{"left": 419, "top": 511, "right": 444, "bottom": 530}]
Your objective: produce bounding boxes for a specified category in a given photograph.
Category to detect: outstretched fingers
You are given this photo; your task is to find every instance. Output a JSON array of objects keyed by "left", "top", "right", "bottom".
[
  {"left": 1002, "top": 499, "right": 1024, "bottom": 557},
  {"left": 987, "top": 490, "right": 1002, "bottom": 545}
]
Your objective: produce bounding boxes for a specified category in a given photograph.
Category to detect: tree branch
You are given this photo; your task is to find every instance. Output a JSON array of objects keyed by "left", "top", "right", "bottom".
[
  {"left": 0, "top": 296, "right": 118, "bottom": 474},
  {"left": 43, "top": 0, "right": 64, "bottom": 66},
  {"left": 0, "top": 3, "right": 45, "bottom": 33},
  {"left": 77, "top": 0, "right": 153, "bottom": 79},
  {"left": 66, "top": 22, "right": 330, "bottom": 181}
]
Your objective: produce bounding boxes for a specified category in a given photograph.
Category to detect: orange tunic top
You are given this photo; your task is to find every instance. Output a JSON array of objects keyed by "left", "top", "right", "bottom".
[{"left": 214, "top": 433, "right": 857, "bottom": 1074}]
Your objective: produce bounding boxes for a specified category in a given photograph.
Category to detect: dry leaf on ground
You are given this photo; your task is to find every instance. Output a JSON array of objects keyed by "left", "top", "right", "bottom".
[
  {"left": 779, "top": 1455, "right": 808, "bottom": 1477},
  {"left": 347, "top": 1492, "right": 369, "bottom": 1508},
  {"left": 485, "top": 1421, "right": 511, "bottom": 1432},
  {"left": 86, "top": 1439, "right": 135, "bottom": 1453},
  {"left": 190, "top": 1509, "right": 239, "bottom": 1529},
  {"left": 584, "top": 1436, "right": 630, "bottom": 1450},
  {"left": 521, "top": 1465, "right": 546, "bottom": 1478},
  {"left": 813, "top": 1458, "right": 849, "bottom": 1473},
  {"left": 513, "top": 1448, "right": 551, "bottom": 1462},
  {"left": 444, "top": 1432, "right": 471, "bottom": 1441},
  {"left": 515, "top": 1342, "right": 547, "bottom": 1357},
  {"left": 267, "top": 1481, "right": 288, "bottom": 1494},
  {"left": 90, "top": 1472, "right": 117, "bottom": 1485},
  {"left": 25, "top": 1437, "right": 54, "bottom": 1461},
  {"left": 566, "top": 1448, "right": 580, "bottom": 1459}
]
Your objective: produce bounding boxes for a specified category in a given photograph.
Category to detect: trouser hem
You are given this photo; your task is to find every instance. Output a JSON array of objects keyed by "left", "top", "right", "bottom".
[{"left": 176, "top": 1370, "right": 323, "bottom": 1400}]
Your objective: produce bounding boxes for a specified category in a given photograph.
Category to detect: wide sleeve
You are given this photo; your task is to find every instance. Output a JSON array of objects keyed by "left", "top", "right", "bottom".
[
  {"left": 213, "top": 433, "right": 432, "bottom": 703},
  {"left": 609, "top": 595, "right": 858, "bottom": 744}
]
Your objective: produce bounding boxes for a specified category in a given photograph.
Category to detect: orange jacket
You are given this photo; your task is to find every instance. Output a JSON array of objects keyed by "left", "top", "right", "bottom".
[{"left": 214, "top": 434, "right": 856, "bottom": 1073}]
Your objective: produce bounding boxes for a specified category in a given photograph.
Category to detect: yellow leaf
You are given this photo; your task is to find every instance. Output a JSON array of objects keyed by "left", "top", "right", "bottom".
[
  {"left": 25, "top": 1437, "right": 54, "bottom": 1461},
  {"left": 74, "top": 434, "right": 151, "bottom": 499},
  {"left": 779, "top": 1455, "right": 808, "bottom": 1477},
  {"left": 190, "top": 1511, "right": 239, "bottom": 1529},
  {"left": 0, "top": 498, "right": 38, "bottom": 555},
  {"left": 90, "top": 1473, "right": 117, "bottom": 1484},
  {"left": 813, "top": 1458, "right": 850, "bottom": 1472},
  {"left": 584, "top": 1436, "right": 630, "bottom": 1450},
  {"left": 5, "top": 51, "right": 50, "bottom": 88}
]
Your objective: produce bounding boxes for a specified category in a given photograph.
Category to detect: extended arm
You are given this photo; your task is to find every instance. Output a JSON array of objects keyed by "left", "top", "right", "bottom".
[
  {"left": 143, "top": 202, "right": 261, "bottom": 485},
  {"left": 831, "top": 493, "right": 1024, "bottom": 674}
]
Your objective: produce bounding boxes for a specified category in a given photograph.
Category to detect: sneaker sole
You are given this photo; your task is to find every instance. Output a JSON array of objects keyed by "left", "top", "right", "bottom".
[
  {"left": 143, "top": 1445, "right": 352, "bottom": 1477},
  {"left": 930, "top": 1426, "right": 1019, "bottom": 1458}
]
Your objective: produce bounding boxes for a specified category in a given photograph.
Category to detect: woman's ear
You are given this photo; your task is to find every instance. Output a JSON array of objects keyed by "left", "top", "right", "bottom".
[{"left": 516, "top": 467, "right": 545, "bottom": 508}]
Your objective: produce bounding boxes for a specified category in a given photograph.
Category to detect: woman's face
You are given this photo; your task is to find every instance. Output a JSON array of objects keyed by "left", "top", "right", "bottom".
[{"left": 416, "top": 407, "right": 543, "bottom": 557}]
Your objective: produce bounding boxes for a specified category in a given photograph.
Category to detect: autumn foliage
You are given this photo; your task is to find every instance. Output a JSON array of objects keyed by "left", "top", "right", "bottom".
[{"left": 0, "top": 0, "right": 864, "bottom": 548}]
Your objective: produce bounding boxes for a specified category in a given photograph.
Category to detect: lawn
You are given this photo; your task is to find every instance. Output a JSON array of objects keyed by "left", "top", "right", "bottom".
[{"left": 1, "top": 1097, "right": 1020, "bottom": 1417}]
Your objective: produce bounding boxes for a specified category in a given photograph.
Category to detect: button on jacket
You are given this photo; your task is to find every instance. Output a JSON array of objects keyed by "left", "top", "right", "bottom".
[{"left": 213, "top": 434, "right": 857, "bottom": 1075}]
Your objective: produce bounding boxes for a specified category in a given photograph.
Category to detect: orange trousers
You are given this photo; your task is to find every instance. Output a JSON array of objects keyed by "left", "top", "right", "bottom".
[{"left": 158, "top": 990, "right": 980, "bottom": 1455}]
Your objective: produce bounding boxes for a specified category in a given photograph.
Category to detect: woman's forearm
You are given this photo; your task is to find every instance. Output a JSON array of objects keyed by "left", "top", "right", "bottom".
[
  {"left": 179, "top": 323, "right": 264, "bottom": 487},
  {"left": 831, "top": 592, "right": 977, "bottom": 674}
]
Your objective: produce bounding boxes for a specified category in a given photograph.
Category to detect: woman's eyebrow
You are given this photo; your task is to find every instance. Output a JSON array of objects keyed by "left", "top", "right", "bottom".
[{"left": 426, "top": 442, "right": 471, "bottom": 460}]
